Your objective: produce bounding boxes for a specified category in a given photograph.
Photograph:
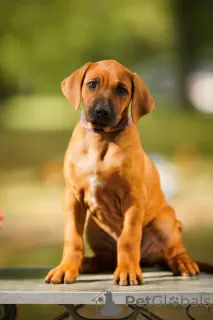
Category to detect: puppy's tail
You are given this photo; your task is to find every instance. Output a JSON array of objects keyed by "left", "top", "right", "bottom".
[{"left": 196, "top": 261, "right": 213, "bottom": 273}]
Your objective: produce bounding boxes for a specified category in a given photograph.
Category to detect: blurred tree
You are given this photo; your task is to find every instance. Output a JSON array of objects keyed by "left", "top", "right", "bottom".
[
  {"left": 0, "top": 2, "right": 18, "bottom": 100},
  {"left": 173, "top": 0, "right": 213, "bottom": 109},
  {"left": 0, "top": 0, "right": 172, "bottom": 99}
]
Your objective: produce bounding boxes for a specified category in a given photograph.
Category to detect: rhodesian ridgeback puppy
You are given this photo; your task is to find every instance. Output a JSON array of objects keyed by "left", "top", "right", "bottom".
[{"left": 45, "top": 60, "right": 212, "bottom": 286}]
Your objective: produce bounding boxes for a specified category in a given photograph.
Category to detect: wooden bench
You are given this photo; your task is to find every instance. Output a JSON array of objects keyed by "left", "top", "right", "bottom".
[{"left": 0, "top": 267, "right": 213, "bottom": 319}]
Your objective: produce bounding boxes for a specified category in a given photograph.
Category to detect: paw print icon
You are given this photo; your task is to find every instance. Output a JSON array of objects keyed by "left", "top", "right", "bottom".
[{"left": 169, "top": 296, "right": 179, "bottom": 307}]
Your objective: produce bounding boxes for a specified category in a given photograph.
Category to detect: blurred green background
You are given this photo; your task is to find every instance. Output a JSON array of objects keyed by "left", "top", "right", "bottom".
[{"left": 1, "top": 0, "right": 213, "bottom": 319}]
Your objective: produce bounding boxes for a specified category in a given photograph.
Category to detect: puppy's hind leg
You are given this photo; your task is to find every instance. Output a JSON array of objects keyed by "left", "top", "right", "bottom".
[
  {"left": 149, "top": 205, "right": 199, "bottom": 277},
  {"left": 81, "top": 216, "right": 117, "bottom": 273}
]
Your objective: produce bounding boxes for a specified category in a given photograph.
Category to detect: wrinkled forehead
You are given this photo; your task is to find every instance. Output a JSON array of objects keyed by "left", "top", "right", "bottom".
[{"left": 84, "top": 61, "right": 132, "bottom": 88}]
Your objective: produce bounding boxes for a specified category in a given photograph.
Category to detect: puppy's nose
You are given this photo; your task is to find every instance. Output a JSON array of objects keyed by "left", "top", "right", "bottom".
[{"left": 95, "top": 106, "right": 110, "bottom": 119}]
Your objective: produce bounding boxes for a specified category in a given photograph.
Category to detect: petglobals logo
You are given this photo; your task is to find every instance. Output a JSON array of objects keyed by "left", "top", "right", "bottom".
[
  {"left": 92, "top": 291, "right": 122, "bottom": 316},
  {"left": 126, "top": 294, "right": 211, "bottom": 307}
]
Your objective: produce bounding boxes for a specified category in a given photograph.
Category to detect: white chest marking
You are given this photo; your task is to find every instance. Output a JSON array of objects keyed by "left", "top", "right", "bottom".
[{"left": 89, "top": 175, "right": 104, "bottom": 205}]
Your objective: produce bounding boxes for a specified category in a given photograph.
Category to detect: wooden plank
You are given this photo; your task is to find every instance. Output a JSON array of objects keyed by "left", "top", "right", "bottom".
[{"left": 0, "top": 268, "right": 213, "bottom": 305}]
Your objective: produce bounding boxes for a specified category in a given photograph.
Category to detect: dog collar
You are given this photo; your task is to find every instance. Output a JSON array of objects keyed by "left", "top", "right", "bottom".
[{"left": 80, "top": 113, "right": 131, "bottom": 133}]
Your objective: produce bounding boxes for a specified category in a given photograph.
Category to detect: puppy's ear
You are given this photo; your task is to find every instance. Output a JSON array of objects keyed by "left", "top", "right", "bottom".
[
  {"left": 131, "top": 72, "right": 154, "bottom": 124},
  {"left": 61, "top": 62, "right": 92, "bottom": 110}
]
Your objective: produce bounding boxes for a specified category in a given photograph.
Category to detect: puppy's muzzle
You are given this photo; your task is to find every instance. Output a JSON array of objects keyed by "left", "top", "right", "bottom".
[{"left": 86, "top": 99, "right": 116, "bottom": 127}]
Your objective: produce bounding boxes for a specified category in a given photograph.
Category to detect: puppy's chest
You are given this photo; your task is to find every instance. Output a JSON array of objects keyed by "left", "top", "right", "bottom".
[
  {"left": 70, "top": 143, "right": 126, "bottom": 183},
  {"left": 84, "top": 172, "right": 123, "bottom": 235},
  {"left": 69, "top": 148, "right": 126, "bottom": 221},
  {"left": 86, "top": 174, "right": 107, "bottom": 208}
]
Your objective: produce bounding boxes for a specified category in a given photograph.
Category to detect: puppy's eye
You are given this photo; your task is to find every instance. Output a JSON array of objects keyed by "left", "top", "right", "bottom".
[
  {"left": 116, "top": 85, "right": 128, "bottom": 96},
  {"left": 87, "top": 81, "right": 97, "bottom": 90}
]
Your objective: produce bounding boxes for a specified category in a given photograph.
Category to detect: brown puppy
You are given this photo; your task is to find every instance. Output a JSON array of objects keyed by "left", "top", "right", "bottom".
[{"left": 45, "top": 60, "right": 204, "bottom": 286}]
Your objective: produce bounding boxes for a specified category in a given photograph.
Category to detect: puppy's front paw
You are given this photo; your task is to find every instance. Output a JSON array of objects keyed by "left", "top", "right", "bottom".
[
  {"left": 45, "top": 263, "right": 79, "bottom": 284},
  {"left": 113, "top": 264, "right": 144, "bottom": 286}
]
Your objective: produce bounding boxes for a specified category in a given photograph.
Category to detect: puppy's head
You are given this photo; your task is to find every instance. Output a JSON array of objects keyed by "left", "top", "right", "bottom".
[{"left": 62, "top": 60, "right": 154, "bottom": 130}]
